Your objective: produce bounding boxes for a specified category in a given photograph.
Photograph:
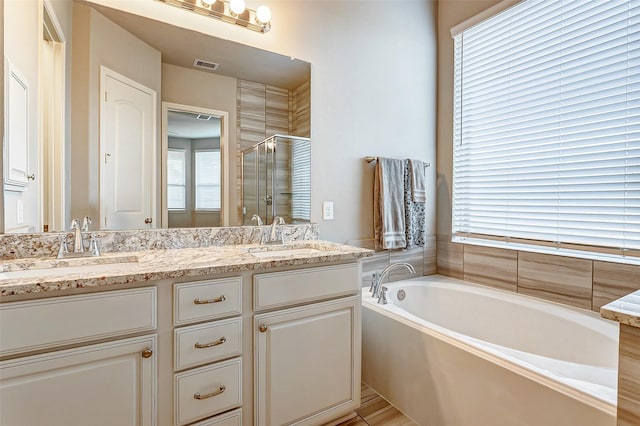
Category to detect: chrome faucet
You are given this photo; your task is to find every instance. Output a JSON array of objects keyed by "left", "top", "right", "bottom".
[
  {"left": 371, "top": 262, "right": 416, "bottom": 299},
  {"left": 70, "top": 219, "right": 84, "bottom": 253},
  {"left": 251, "top": 214, "right": 264, "bottom": 226},
  {"left": 59, "top": 217, "right": 100, "bottom": 258},
  {"left": 268, "top": 216, "right": 285, "bottom": 244}
]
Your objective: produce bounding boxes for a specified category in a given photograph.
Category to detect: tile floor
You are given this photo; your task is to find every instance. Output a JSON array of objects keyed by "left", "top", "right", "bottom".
[{"left": 332, "top": 383, "right": 417, "bottom": 426}]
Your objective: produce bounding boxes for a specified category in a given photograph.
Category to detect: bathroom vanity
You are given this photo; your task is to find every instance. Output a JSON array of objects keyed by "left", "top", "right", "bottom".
[{"left": 0, "top": 234, "right": 370, "bottom": 426}]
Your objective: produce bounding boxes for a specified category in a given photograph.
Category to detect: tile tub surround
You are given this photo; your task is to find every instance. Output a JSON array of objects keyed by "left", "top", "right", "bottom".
[
  {"left": 437, "top": 235, "right": 640, "bottom": 312},
  {"left": 0, "top": 240, "right": 371, "bottom": 297},
  {"left": 601, "top": 294, "right": 640, "bottom": 426},
  {"left": 0, "top": 224, "right": 319, "bottom": 260},
  {"left": 350, "top": 235, "right": 437, "bottom": 289}
]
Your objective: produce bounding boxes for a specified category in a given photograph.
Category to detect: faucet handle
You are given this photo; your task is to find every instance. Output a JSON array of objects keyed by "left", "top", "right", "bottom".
[
  {"left": 88, "top": 234, "right": 101, "bottom": 257},
  {"left": 82, "top": 216, "right": 92, "bottom": 232},
  {"left": 378, "top": 286, "right": 389, "bottom": 305},
  {"left": 70, "top": 218, "right": 80, "bottom": 230},
  {"left": 56, "top": 236, "right": 69, "bottom": 259},
  {"left": 369, "top": 272, "right": 378, "bottom": 294}
]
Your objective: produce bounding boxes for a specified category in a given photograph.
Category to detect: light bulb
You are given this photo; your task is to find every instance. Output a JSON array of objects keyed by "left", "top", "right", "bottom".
[
  {"left": 201, "top": 0, "right": 215, "bottom": 5},
  {"left": 229, "top": 0, "right": 246, "bottom": 15},
  {"left": 256, "top": 5, "right": 271, "bottom": 24}
]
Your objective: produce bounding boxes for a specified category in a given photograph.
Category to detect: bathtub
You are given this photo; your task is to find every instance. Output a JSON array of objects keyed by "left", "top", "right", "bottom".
[{"left": 361, "top": 275, "right": 619, "bottom": 426}]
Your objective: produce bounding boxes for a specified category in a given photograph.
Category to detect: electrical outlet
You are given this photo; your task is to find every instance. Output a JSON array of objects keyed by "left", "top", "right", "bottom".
[{"left": 323, "top": 201, "right": 334, "bottom": 220}]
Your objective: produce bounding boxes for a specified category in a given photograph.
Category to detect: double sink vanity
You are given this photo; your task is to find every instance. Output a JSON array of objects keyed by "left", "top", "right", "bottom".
[{"left": 0, "top": 225, "right": 371, "bottom": 426}]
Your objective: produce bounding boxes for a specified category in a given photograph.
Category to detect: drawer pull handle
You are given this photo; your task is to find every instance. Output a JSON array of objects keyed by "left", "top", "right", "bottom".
[
  {"left": 259, "top": 324, "right": 268, "bottom": 333},
  {"left": 141, "top": 348, "right": 153, "bottom": 359},
  {"left": 194, "top": 386, "right": 226, "bottom": 400},
  {"left": 194, "top": 337, "right": 227, "bottom": 349},
  {"left": 193, "top": 295, "right": 226, "bottom": 305}
]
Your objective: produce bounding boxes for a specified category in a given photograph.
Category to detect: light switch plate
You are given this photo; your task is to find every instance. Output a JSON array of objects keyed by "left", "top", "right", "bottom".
[{"left": 323, "top": 201, "right": 334, "bottom": 220}]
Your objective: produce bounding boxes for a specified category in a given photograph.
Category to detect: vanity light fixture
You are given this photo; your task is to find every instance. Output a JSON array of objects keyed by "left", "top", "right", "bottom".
[{"left": 155, "top": 0, "right": 272, "bottom": 33}]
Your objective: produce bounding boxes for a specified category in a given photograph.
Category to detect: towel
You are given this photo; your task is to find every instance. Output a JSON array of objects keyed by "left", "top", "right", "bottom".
[
  {"left": 374, "top": 158, "right": 406, "bottom": 250},
  {"left": 404, "top": 159, "right": 426, "bottom": 248},
  {"left": 409, "top": 159, "right": 427, "bottom": 203}
]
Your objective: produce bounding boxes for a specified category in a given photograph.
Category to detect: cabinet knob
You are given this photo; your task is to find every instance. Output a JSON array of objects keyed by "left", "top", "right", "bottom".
[
  {"left": 259, "top": 324, "right": 268, "bottom": 333},
  {"left": 141, "top": 348, "right": 153, "bottom": 358}
]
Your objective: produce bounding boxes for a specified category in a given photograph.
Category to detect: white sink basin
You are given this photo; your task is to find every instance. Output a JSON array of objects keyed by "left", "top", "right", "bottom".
[
  {"left": 0, "top": 262, "right": 140, "bottom": 280},
  {"left": 248, "top": 247, "right": 324, "bottom": 259}
]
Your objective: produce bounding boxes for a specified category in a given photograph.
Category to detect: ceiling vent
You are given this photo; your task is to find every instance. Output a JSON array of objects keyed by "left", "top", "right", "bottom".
[
  {"left": 195, "top": 114, "right": 213, "bottom": 121},
  {"left": 193, "top": 59, "right": 220, "bottom": 72}
]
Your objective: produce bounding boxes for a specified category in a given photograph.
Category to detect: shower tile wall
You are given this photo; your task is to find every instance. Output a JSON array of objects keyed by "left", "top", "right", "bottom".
[
  {"left": 436, "top": 235, "right": 640, "bottom": 312},
  {"left": 237, "top": 79, "right": 310, "bottom": 224}
]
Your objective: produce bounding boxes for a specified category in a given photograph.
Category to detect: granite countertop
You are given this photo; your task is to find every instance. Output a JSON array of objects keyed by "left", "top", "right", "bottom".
[
  {"left": 0, "top": 241, "right": 372, "bottom": 297},
  {"left": 601, "top": 290, "right": 640, "bottom": 328}
]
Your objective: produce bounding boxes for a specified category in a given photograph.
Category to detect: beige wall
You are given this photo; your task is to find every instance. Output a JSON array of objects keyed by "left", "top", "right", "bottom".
[{"left": 70, "top": 3, "right": 162, "bottom": 224}]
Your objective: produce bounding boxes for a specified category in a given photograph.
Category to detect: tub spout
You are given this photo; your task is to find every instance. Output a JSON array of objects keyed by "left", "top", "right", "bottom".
[{"left": 372, "top": 262, "right": 416, "bottom": 299}]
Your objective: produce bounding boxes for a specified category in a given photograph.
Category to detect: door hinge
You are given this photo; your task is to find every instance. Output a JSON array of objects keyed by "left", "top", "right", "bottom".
[
  {"left": 104, "top": 91, "right": 107, "bottom": 102},
  {"left": 145, "top": 217, "right": 152, "bottom": 224}
]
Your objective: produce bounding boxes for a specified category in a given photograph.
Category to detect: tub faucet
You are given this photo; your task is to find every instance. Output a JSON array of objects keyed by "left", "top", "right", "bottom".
[{"left": 372, "top": 262, "right": 416, "bottom": 299}]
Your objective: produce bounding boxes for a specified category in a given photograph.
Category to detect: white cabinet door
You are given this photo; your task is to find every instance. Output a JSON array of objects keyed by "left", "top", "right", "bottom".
[
  {"left": 100, "top": 66, "right": 156, "bottom": 230},
  {"left": 254, "top": 296, "right": 361, "bottom": 426},
  {"left": 0, "top": 335, "right": 156, "bottom": 426}
]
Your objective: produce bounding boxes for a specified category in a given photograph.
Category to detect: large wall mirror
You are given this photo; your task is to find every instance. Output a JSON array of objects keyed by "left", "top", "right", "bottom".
[{"left": 2, "top": 0, "right": 310, "bottom": 233}]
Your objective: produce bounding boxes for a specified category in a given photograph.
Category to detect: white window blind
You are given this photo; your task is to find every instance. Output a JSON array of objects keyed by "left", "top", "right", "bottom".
[
  {"left": 194, "top": 150, "right": 221, "bottom": 210},
  {"left": 167, "top": 149, "right": 186, "bottom": 210},
  {"left": 453, "top": 0, "right": 640, "bottom": 256},
  {"left": 291, "top": 140, "right": 311, "bottom": 221}
]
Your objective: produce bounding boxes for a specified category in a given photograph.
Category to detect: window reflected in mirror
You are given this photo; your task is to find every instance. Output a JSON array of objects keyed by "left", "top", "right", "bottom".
[{"left": 167, "top": 110, "right": 222, "bottom": 228}]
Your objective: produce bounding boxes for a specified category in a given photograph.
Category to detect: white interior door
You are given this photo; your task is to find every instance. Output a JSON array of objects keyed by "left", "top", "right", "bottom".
[{"left": 100, "top": 67, "right": 156, "bottom": 230}]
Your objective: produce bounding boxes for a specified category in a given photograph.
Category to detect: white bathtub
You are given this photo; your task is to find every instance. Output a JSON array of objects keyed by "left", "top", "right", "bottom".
[{"left": 362, "top": 275, "right": 619, "bottom": 426}]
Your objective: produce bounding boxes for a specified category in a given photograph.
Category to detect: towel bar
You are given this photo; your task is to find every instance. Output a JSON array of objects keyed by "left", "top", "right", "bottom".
[{"left": 365, "top": 156, "right": 431, "bottom": 167}]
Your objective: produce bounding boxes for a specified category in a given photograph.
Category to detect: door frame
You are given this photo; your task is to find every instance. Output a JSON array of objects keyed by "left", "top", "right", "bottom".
[
  {"left": 161, "top": 102, "right": 229, "bottom": 227},
  {"left": 99, "top": 66, "right": 157, "bottom": 229},
  {"left": 41, "top": 0, "right": 66, "bottom": 232}
]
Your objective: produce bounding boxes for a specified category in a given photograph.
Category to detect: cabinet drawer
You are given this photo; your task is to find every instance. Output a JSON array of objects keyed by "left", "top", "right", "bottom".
[
  {"left": 174, "top": 277, "right": 242, "bottom": 326},
  {"left": 174, "top": 358, "right": 242, "bottom": 426},
  {"left": 191, "top": 408, "right": 242, "bottom": 426},
  {"left": 253, "top": 263, "right": 361, "bottom": 311},
  {"left": 174, "top": 317, "right": 242, "bottom": 370},
  {"left": 0, "top": 287, "right": 156, "bottom": 357}
]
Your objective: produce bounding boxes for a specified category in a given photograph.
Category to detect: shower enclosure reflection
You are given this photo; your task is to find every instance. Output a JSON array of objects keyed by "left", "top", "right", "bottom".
[{"left": 242, "top": 135, "right": 311, "bottom": 225}]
